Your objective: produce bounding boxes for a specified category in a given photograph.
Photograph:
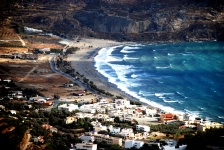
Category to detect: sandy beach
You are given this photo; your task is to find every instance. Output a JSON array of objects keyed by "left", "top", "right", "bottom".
[
  {"left": 65, "top": 38, "right": 182, "bottom": 115},
  {"left": 67, "top": 38, "right": 136, "bottom": 100}
]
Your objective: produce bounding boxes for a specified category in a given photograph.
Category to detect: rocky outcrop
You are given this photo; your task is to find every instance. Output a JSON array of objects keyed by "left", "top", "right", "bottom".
[{"left": 75, "top": 10, "right": 157, "bottom": 34}]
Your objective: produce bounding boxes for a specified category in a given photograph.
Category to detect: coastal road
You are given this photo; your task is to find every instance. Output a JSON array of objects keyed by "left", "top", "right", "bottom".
[{"left": 48, "top": 54, "right": 96, "bottom": 94}]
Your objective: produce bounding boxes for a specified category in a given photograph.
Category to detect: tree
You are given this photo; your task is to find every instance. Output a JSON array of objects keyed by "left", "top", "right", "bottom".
[
  {"left": 174, "top": 131, "right": 181, "bottom": 140},
  {"left": 53, "top": 94, "right": 60, "bottom": 100},
  {"left": 110, "top": 144, "right": 121, "bottom": 150},
  {"left": 65, "top": 47, "right": 79, "bottom": 55},
  {"left": 114, "top": 117, "right": 120, "bottom": 123},
  {"left": 181, "top": 128, "right": 224, "bottom": 150},
  {"left": 140, "top": 143, "right": 159, "bottom": 150}
]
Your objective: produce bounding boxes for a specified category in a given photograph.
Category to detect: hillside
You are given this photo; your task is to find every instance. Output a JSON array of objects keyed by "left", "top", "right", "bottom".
[{"left": 1, "top": 0, "right": 224, "bottom": 42}]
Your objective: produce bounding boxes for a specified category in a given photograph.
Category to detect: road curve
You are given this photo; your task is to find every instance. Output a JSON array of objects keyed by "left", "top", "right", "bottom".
[{"left": 48, "top": 54, "right": 96, "bottom": 94}]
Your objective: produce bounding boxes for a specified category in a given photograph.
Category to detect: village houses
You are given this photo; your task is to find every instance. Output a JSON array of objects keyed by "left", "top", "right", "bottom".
[
  {"left": 58, "top": 103, "right": 79, "bottom": 112},
  {"left": 50, "top": 98, "right": 223, "bottom": 149}
]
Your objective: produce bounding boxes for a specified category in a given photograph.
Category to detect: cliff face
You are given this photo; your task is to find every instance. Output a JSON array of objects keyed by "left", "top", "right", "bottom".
[
  {"left": 10, "top": 0, "right": 224, "bottom": 42},
  {"left": 74, "top": 11, "right": 135, "bottom": 33}
]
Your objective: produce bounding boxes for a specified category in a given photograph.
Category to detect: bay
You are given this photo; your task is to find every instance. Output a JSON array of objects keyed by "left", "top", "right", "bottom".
[{"left": 94, "top": 41, "right": 224, "bottom": 123}]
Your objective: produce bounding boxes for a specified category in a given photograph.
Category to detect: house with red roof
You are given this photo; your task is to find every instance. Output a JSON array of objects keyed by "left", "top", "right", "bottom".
[{"left": 160, "top": 113, "right": 174, "bottom": 122}]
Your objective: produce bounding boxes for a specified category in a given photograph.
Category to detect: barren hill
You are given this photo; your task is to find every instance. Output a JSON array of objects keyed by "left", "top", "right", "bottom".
[{"left": 1, "top": 0, "right": 224, "bottom": 42}]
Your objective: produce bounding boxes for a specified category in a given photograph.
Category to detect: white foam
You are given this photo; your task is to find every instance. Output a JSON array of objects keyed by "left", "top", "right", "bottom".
[
  {"left": 106, "top": 46, "right": 124, "bottom": 62},
  {"left": 185, "top": 51, "right": 193, "bottom": 54},
  {"left": 163, "top": 99, "right": 182, "bottom": 103},
  {"left": 218, "top": 116, "right": 224, "bottom": 119},
  {"left": 175, "top": 91, "right": 188, "bottom": 99},
  {"left": 131, "top": 74, "right": 138, "bottom": 78},
  {"left": 120, "top": 46, "right": 138, "bottom": 53},
  {"left": 155, "top": 93, "right": 174, "bottom": 97},
  {"left": 138, "top": 91, "right": 155, "bottom": 97},
  {"left": 155, "top": 93, "right": 163, "bottom": 97},
  {"left": 130, "top": 83, "right": 142, "bottom": 87},
  {"left": 143, "top": 93, "right": 156, "bottom": 96},
  {"left": 184, "top": 109, "right": 201, "bottom": 118},
  {"left": 183, "top": 53, "right": 192, "bottom": 56},
  {"left": 123, "top": 55, "right": 139, "bottom": 60},
  {"left": 95, "top": 46, "right": 136, "bottom": 82},
  {"left": 156, "top": 66, "right": 170, "bottom": 69},
  {"left": 108, "top": 63, "right": 133, "bottom": 82},
  {"left": 159, "top": 96, "right": 166, "bottom": 99},
  {"left": 108, "top": 56, "right": 123, "bottom": 62},
  {"left": 168, "top": 53, "right": 175, "bottom": 56},
  {"left": 95, "top": 47, "right": 117, "bottom": 83},
  {"left": 198, "top": 107, "right": 205, "bottom": 110},
  {"left": 130, "top": 73, "right": 153, "bottom": 79}
]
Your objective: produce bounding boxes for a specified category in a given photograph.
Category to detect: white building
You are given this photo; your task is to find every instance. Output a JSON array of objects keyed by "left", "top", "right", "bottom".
[
  {"left": 108, "top": 125, "right": 121, "bottom": 134},
  {"left": 176, "top": 113, "right": 185, "bottom": 121},
  {"left": 10, "top": 110, "right": 16, "bottom": 115},
  {"left": 93, "top": 123, "right": 107, "bottom": 132},
  {"left": 108, "top": 110, "right": 120, "bottom": 117},
  {"left": 79, "top": 104, "right": 96, "bottom": 114},
  {"left": 58, "top": 104, "right": 78, "bottom": 112},
  {"left": 145, "top": 108, "right": 157, "bottom": 116},
  {"left": 94, "top": 134, "right": 122, "bottom": 146},
  {"left": 136, "top": 125, "right": 150, "bottom": 132},
  {"left": 95, "top": 107, "right": 106, "bottom": 113},
  {"left": 79, "top": 134, "right": 95, "bottom": 142},
  {"left": 119, "top": 128, "right": 134, "bottom": 138},
  {"left": 115, "top": 99, "right": 130, "bottom": 107},
  {"left": 197, "top": 121, "right": 223, "bottom": 132},
  {"left": 0, "top": 105, "right": 5, "bottom": 110},
  {"left": 9, "top": 91, "right": 23, "bottom": 99},
  {"left": 94, "top": 114, "right": 109, "bottom": 120},
  {"left": 76, "top": 113, "right": 94, "bottom": 119},
  {"left": 75, "top": 142, "right": 97, "bottom": 150},
  {"left": 115, "top": 104, "right": 126, "bottom": 109},
  {"left": 79, "top": 108, "right": 96, "bottom": 114},
  {"left": 125, "top": 140, "right": 144, "bottom": 149},
  {"left": 29, "top": 96, "right": 46, "bottom": 102},
  {"left": 99, "top": 98, "right": 108, "bottom": 103},
  {"left": 163, "top": 140, "right": 187, "bottom": 150},
  {"left": 104, "top": 117, "right": 115, "bottom": 122}
]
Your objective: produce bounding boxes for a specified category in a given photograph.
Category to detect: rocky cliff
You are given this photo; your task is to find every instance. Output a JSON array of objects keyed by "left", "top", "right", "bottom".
[{"left": 3, "top": 0, "right": 224, "bottom": 42}]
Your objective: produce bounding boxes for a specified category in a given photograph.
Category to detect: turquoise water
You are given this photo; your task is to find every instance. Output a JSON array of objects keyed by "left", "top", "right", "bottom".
[{"left": 95, "top": 41, "right": 224, "bottom": 123}]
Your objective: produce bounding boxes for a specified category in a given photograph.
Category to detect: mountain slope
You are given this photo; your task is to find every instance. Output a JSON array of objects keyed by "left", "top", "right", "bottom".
[{"left": 3, "top": 0, "right": 224, "bottom": 42}]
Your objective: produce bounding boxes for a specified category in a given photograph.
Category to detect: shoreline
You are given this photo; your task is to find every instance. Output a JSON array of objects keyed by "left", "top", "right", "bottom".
[
  {"left": 67, "top": 38, "right": 139, "bottom": 102},
  {"left": 66, "top": 38, "right": 181, "bottom": 114},
  {"left": 67, "top": 38, "right": 185, "bottom": 113},
  {"left": 66, "top": 38, "right": 224, "bottom": 123}
]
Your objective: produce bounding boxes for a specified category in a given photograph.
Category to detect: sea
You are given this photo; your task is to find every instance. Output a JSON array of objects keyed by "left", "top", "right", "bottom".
[{"left": 94, "top": 41, "right": 224, "bottom": 123}]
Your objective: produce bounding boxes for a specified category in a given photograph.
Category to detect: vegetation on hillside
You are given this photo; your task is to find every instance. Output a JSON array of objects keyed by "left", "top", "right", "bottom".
[{"left": 179, "top": 127, "right": 224, "bottom": 150}]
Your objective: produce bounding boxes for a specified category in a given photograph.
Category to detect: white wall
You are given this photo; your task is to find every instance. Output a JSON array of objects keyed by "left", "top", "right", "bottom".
[{"left": 125, "top": 140, "right": 144, "bottom": 149}]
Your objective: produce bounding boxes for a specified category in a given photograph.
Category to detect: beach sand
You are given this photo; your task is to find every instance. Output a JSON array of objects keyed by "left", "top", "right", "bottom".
[{"left": 67, "top": 38, "right": 135, "bottom": 100}]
